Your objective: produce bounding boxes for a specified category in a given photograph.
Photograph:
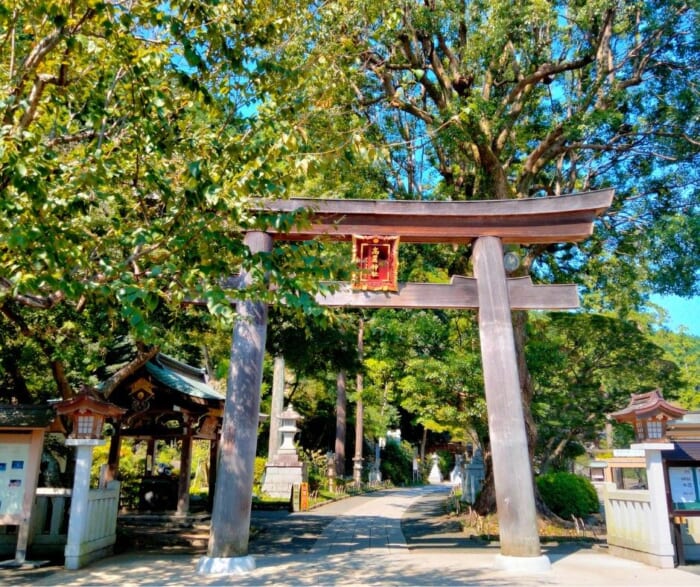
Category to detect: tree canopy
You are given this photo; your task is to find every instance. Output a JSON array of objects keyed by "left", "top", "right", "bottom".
[
  {"left": 0, "top": 0, "right": 351, "bottom": 399},
  {"left": 1, "top": 2, "right": 698, "bottom": 500}
]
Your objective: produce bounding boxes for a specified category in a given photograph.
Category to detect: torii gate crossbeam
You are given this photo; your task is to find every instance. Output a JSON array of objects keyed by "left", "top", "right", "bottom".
[{"left": 198, "top": 189, "right": 614, "bottom": 576}]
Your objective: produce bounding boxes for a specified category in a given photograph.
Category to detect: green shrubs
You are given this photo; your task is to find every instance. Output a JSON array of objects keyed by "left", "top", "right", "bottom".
[
  {"left": 536, "top": 472, "right": 599, "bottom": 519},
  {"left": 380, "top": 440, "right": 415, "bottom": 486}
]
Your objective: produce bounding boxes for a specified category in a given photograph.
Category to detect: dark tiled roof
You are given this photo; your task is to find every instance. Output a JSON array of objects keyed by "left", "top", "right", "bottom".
[
  {"left": 663, "top": 442, "right": 700, "bottom": 461},
  {"left": 0, "top": 405, "right": 55, "bottom": 428},
  {"left": 146, "top": 355, "right": 224, "bottom": 402}
]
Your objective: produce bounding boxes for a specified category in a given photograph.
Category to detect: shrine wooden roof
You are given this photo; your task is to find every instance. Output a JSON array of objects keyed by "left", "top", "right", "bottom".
[
  {"left": 104, "top": 354, "right": 224, "bottom": 439},
  {"left": 145, "top": 354, "right": 224, "bottom": 402},
  {"left": 610, "top": 389, "right": 687, "bottom": 423},
  {"left": 665, "top": 412, "right": 700, "bottom": 443},
  {"left": 257, "top": 189, "right": 614, "bottom": 244}
]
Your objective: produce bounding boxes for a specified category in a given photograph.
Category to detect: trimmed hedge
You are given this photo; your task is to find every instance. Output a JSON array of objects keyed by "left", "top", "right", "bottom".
[{"left": 536, "top": 472, "right": 599, "bottom": 519}]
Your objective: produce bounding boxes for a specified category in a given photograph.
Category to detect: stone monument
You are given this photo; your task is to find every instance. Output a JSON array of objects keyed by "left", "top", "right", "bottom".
[
  {"left": 450, "top": 454, "right": 464, "bottom": 486},
  {"left": 428, "top": 453, "right": 443, "bottom": 484},
  {"left": 462, "top": 448, "right": 485, "bottom": 503}
]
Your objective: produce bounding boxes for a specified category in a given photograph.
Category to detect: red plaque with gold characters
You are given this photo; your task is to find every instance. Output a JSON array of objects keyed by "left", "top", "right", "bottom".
[{"left": 351, "top": 235, "right": 399, "bottom": 291}]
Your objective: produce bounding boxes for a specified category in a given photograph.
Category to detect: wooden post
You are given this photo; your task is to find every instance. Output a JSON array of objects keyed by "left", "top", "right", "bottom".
[
  {"left": 268, "top": 355, "right": 285, "bottom": 459},
  {"left": 146, "top": 438, "right": 156, "bottom": 476},
  {"left": 176, "top": 421, "right": 193, "bottom": 516},
  {"left": 473, "top": 236, "right": 548, "bottom": 568},
  {"left": 104, "top": 422, "right": 121, "bottom": 484},
  {"left": 198, "top": 231, "right": 272, "bottom": 575},
  {"left": 335, "top": 369, "right": 348, "bottom": 477},
  {"left": 335, "top": 370, "right": 347, "bottom": 477},
  {"left": 207, "top": 436, "right": 218, "bottom": 511}
]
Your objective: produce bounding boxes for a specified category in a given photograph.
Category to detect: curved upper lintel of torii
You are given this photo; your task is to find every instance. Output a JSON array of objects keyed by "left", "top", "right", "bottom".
[{"left": 255, "top": 188, "right": 614, "bottom": 245}]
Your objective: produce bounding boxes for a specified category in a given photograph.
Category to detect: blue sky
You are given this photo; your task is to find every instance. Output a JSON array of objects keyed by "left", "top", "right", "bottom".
[{"left": 652, "top": 295, "right": 700, "bottom": 336}]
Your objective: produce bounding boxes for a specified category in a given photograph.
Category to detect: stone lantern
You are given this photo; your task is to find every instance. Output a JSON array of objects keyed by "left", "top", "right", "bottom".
[
  {"left": 54, "top": 388, "right": 125, "bottom": 569},
  {"left": 277, "top": 404, "right": 302, "bottom": 456},
  {"left": 261, "top": 404, "right": 307, "bottom": 499}
]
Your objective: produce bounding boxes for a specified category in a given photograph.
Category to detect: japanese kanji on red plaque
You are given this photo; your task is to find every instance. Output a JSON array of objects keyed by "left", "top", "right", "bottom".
[{"left": 351, "top": 235, "right": 399, "bottom": 291}]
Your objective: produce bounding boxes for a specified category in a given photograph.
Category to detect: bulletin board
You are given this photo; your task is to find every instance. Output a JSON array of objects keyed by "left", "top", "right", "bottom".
[
  {"left": 0, "top": 433, "right": 35, "bottom": 525},
  {"left": 668, "top": 466, "right": 700, "bottom": 513}
]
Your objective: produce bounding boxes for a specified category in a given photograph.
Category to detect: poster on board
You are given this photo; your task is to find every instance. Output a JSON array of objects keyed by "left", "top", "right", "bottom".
[
  {"left": 0, "top": 442, "right": 30, "bottom": 517},
  {"left": 668, "top": 466, "right": 700, "bottom": 511}
]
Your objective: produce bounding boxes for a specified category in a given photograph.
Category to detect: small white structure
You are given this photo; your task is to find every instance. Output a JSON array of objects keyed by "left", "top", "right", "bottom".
[
  {"left": 261, "top": 404, "right": 307, "bottom": 499},
  {"left": 603, "top": 442, "right": 676, "bottom": 568},
  {"left": 428, "top": 453, "right": 442, "bottom": 484},
  {"left": 449, "top": 454, "right": 464, "bottom": 486}
]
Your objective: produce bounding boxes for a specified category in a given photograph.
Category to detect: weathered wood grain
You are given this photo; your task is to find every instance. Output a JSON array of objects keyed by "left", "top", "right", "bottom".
[{"left": 257, "top": 189, "right": 614, "bottom": 244}]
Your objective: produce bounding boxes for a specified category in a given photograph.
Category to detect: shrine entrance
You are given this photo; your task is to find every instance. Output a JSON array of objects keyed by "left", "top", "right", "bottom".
[{"left": 198, "top": 189, "right": 614, "bottom": 575}]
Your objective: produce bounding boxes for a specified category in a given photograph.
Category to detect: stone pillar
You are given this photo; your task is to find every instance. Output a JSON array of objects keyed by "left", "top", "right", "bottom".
[
  {"left": 462, "top": 448, "right": 485, "bottom": 504},
  {"left": 353, "top": 319, "right": 364, "bottom": 484},
  {"left": 268, "top": 355, "right": 285, "bottom": 459},
  {"left": 198, "top": 231, "right": 272, "bottom": 576},
  {"left": 64, "top": 439, "right": 104, "bottom": 570},
  {"left": 632, "top": 442, "right": 676, "bottom": 567},
  {"left": 473, "top": 236, "right": 549, "bottom": 570}
]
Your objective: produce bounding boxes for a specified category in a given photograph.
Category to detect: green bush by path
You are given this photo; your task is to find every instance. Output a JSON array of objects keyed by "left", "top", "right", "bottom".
[
  {"left": 380, "top": 440, "right": 415, "bottom": 486},
  {"left": 536, "top": 472, "right": 599, "bottom": 519}
]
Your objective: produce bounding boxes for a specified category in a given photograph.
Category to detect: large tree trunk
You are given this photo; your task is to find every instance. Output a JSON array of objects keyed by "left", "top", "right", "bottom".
[{"left": 335, "top": 370, "right": 347, "bottom": 476}]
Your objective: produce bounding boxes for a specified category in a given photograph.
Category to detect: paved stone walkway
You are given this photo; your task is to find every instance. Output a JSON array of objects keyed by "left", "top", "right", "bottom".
[{"left": 1, "top": 485, "right": 699, "bottom": 586}]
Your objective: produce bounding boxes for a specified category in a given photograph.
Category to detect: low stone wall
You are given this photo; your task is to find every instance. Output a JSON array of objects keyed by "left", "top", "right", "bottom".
[
  {"left": 603, "top": 482, "right": 675, "bottom": 568},
  {"left": 64, "top": 481, "right": 120, "bottom": 570}
]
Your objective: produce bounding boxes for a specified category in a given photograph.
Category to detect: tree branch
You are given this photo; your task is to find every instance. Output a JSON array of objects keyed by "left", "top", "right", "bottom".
[
  {"left": 0, "top": 278, "right": 66, "bottom": 309},
  {"left": 0, "top": 302, "right": 73, "bottom": 398},
  {"left": 100, "top": 345, "right": 160, "bottom": 399}
]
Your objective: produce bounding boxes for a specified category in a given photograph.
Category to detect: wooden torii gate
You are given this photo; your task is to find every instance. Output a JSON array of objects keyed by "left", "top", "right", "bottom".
[{"left": 197, "top": 189, "right": 614, "bottom": 575}]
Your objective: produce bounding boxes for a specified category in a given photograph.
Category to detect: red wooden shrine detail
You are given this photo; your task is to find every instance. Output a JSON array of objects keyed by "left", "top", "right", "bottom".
[{"left": 351, "top": 235, "right": 399, "bottom": 292}]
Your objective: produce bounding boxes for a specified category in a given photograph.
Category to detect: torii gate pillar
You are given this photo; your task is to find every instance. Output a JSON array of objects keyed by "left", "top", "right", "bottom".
[
  {"left": 474, "top": 237, "right": 549, "bottom": 570},
  {"left": 197, "top": 231, "right": 272, "bottom": 576}
]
